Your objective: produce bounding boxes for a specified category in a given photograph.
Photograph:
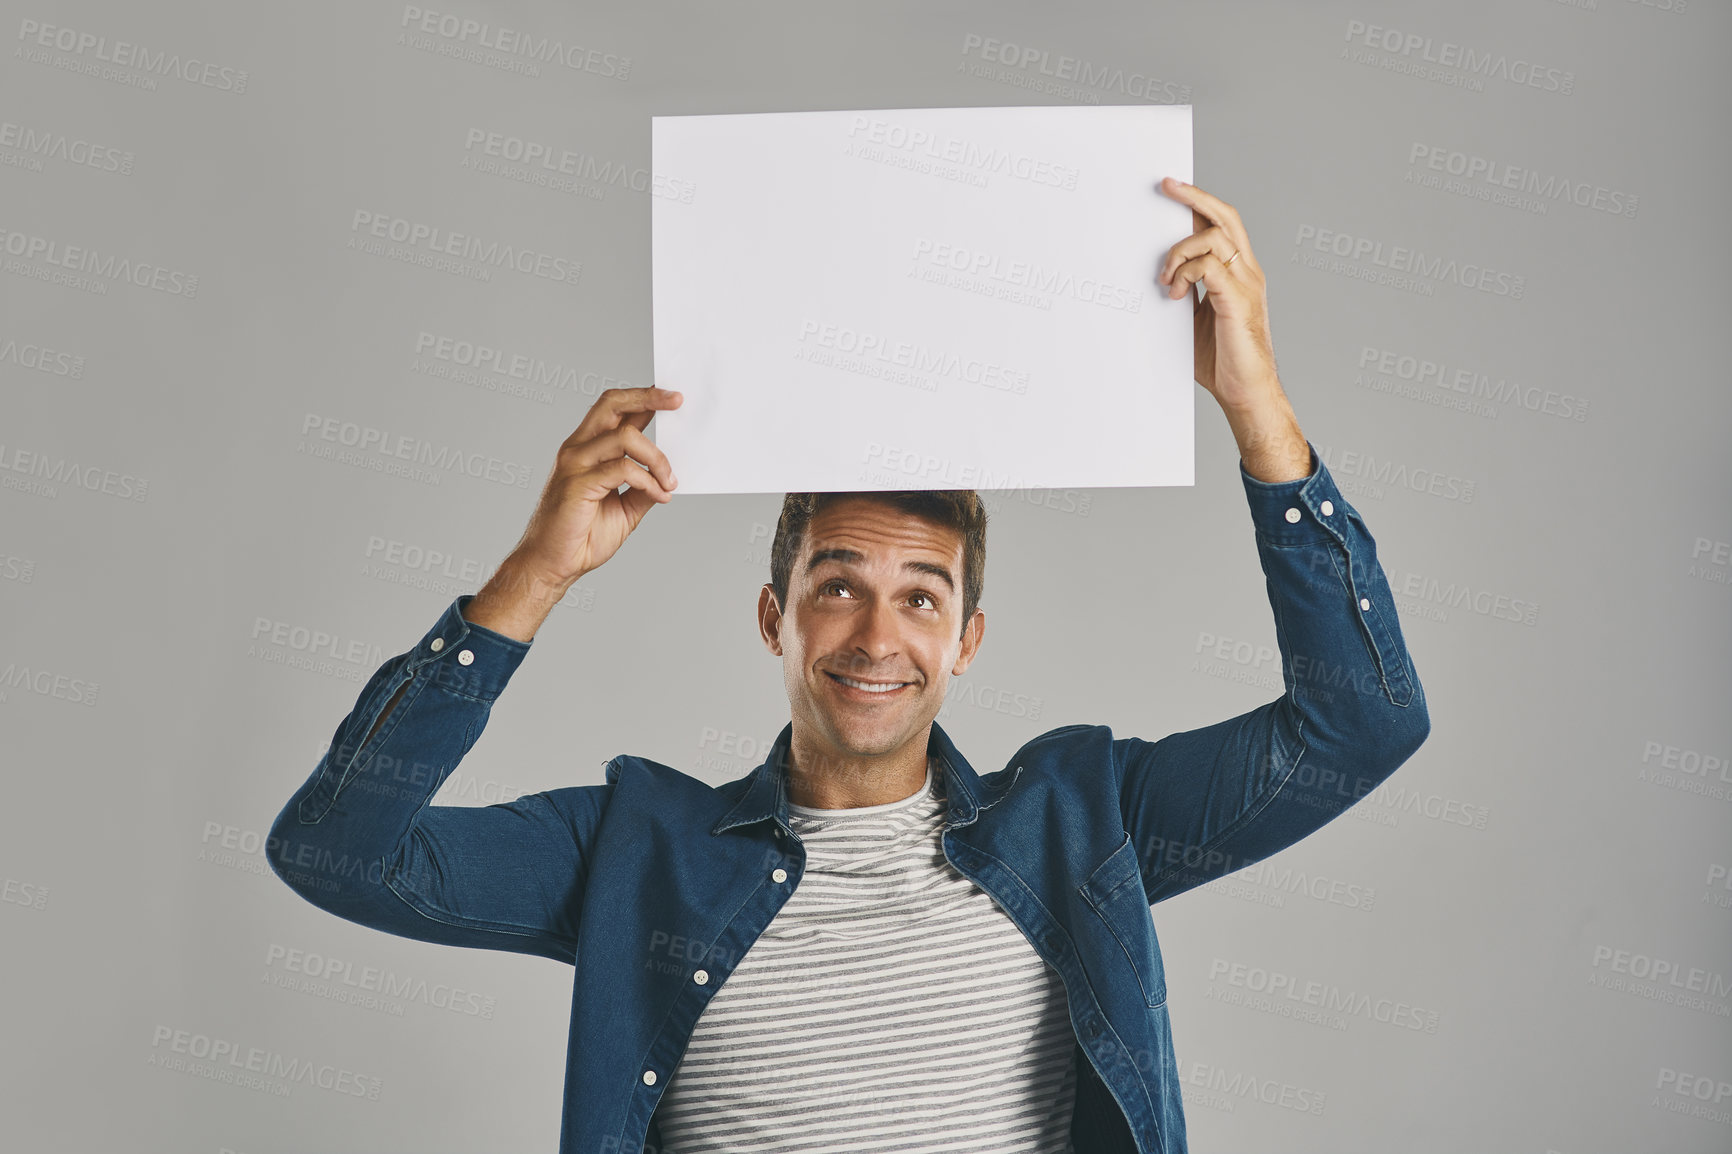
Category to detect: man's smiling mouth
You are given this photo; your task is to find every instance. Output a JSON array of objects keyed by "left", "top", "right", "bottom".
[{"left": 824, "top": 671, "right": 914, "bottom": 694}]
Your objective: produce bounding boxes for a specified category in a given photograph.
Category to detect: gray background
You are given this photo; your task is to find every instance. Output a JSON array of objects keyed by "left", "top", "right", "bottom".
[{"left": 2, "top": 2, "right": 1728, "bottom": 1152}]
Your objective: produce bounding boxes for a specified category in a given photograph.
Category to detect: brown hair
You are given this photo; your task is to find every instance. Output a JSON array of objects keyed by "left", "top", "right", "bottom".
[{"left": 769, "top": 491, "right": 987, "bottom": 638}]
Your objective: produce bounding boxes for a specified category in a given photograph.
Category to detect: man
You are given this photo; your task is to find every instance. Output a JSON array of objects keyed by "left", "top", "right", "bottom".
[{"left": 268, "top": 178, "right": 1429, "bottom": 1154}]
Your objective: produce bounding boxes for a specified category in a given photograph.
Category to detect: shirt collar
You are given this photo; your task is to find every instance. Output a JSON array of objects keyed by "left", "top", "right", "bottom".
[{"left": 710, "top": 718, "right": 1007, "bottom": 837}]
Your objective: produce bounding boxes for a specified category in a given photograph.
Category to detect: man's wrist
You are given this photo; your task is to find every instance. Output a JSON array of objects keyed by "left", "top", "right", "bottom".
[
  {"left": 461, "top": 554, "right": 579, "bottom": 642},
  {"left": 1222, "top": 394, "right": 1311, "bottom": 484}
]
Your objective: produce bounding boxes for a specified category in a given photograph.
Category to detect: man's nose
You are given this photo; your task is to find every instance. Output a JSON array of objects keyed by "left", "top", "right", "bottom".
[{"left": 842, "top": 597, "right": 902, "bottom": 668}]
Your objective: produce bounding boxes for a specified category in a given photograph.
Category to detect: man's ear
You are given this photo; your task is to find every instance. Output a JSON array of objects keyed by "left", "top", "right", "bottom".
[
  {"left": 950, "top": 607, "right": 986, "bottom": 676},
  {"left": 758, "top": 583, "right": 784, "bottom": 656}
]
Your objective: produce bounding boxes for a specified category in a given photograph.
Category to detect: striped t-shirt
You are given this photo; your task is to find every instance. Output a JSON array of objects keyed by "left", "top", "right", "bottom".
[{"left": 654, "top": 756, "right": 1078, "bottom": 1153}]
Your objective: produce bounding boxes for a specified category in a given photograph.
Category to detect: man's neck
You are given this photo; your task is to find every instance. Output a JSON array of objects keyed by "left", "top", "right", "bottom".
[{"left": 784, "top": 726, "right": 933, "bottom": 810}]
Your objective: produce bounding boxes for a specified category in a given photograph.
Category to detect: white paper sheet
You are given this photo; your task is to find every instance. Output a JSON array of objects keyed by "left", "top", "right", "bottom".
[{"left": 651, "top": 104, "right": 1194, "bottom": 494}]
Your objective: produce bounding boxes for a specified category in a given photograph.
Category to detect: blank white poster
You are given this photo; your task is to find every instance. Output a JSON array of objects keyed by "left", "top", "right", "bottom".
[{"left": 651, "top": 104, "right": 1194, "bottom": 494}]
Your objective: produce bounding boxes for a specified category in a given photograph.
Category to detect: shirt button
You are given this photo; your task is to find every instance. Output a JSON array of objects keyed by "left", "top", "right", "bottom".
[
  {"left": 1284, "top": 507, "right": 1301, "bottom": 523},
  {"left": 457, "top": 649, "right": 474, "bottom": 665},
  {"left": 1320, "top": 500, "right": 1334, "bottom": 516},
  {"left": 642, "top": 1069, "right": 657, "bottom": 1086},
  {"left": 1359, "top": 598, "right": 1371, "bottom": 611},
  {"left": 430, "top": 637, "right": 444, "bottom": 652},
  {"left": 771, "top": 868, "right": 787, "bottom": 883},
  {"left": 693, "top": 969, "right": 709, "bottom": 985}
]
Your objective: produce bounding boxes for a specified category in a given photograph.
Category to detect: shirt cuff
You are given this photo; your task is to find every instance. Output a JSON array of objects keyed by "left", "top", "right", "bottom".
[
  {"left": 1238, "top": 441, "right": 1352, "bottom": 548},
  {"left": 400, "top": 594, "right": 533, "bottom": 702}
]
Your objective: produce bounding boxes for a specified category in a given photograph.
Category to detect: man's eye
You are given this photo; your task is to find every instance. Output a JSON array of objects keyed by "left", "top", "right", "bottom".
[
  {"left": 910, "top": 592, "right": 934, "bottom": 609},
  {"left": 823, "top": 580, "right": 849, "bottom": 597}
]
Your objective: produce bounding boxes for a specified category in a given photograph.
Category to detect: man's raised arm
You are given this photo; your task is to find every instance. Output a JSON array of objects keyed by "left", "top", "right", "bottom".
[
  {"left": 1117, "top": 442, "right": 1429, "bottom": 903},
  {"left": 1113, "top": 180, "right": 1431, "bottom": 902},
  {"left": 265, "top": 387, "right": 685, "bottom": 961}
]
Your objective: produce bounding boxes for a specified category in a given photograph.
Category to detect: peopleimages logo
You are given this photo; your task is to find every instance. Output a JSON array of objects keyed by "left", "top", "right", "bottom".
[
  {"left": 1206, "top": 957, "right": 1442, "bottom": 1033},
  {"left": 15, "top": 18, "right": 251, "bottom": 93},
  {"left": 264, "top": 944, "right": 497, "bottom": 1019},
  {"left": 1637, "top": 738, "right": 1732, "bottom": 804},
  {"left": 1293, "top": 225, "right": 1525, "bottom": 299},
  {"left": 398, "top": 6, "right": 631, "bottom": 79},
  {"left": 250, "top": 617, "right": 387, "bottom": 668},
  {"left": 910, "top": 237, "right": 1143, "bottom": 313},
  {"left": 843, "top": 114, "right": 1081, "bottom": 191},
  {"left": 1318, "top": 444, "right": 1476, "bottom": 503},
  {"left": 0, "top": 333, "right": 85, "bottom": 378},
  {"left": 1225, "top": 860, "right": 1377, "bottom": 912},
  {"left": 1354, "top": 345, "right": 1589, "bottom": 422},
  {"left": 0, "top": 442, "right": 148, "bottom": 502},
  {"left": 2, "top": 874, "right": 50, "bottom": 911},
  {"left": 1340, "top": 19, "right": 1574, "bottom": 95},
  {"left": 148, "top": 1025, "right": 382, "bottom": 1100},
  {"left": 958, "top": 33, "right": 1192, "bottom": 104},
  {"left": 1688, "top": 537, "right": 1730, "bottom": 586},
  {"left": 1652, "top": 1066, "right": 1732, "bottom": 1127},
  {"left": 348, "top": 210, "right": 580, "bottom": 286},
  {"left": 1589, "top": 944, "right": 1731, "bottom": 1016},
  {"left": 298, "top": 412, "right": 535, "bottom": 489},
  {"left": 1178, "top": 1058, "right": 1328, "bottom": 1117},
  {"left": 0, "top": 224, "right": 198, "bottom": 296},
  {"left": 1406, "top": 143, "right": 1638, "bottom": 219},
  {"left": 857, "top": 442, "right": 1093, "bottom": 516},
  {"left": 796, "top": 318, "right": 1031, "bottom": 395},
  {"left": 0, "top": 117, "right": 135, "bottom": 175},
  {"left": 1387, "top": 567, "right": 1539, "bottom": 627}
]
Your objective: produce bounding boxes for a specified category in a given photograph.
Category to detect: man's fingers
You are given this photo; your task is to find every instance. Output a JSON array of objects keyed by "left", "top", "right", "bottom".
[
  {"left": 616, "top": 479, "right": 661, "bottom": 529},
  {"left": 1160, "top": 225, "right": 1241, "bottom": 286},
  {"left": 1166, "top": 251, "right": 1242, "bottom": 302},
  {"left": 1174, "top": 181, "right": 1248, "bottom": 244},
  {"left": 567, "top": 386, "right": 683, "bottom": 446},
  {"left": 620, "top": 424, "right": 676, "bottom": 489},
  {"left": 580, "top": 455, "right": 672, "bottom": 504},
  {"left": 1160, "top": 178, "right": 1252, "bottom": 260},
  {"left": 565, "top": 424, "right": 677, "bottom": 491}
]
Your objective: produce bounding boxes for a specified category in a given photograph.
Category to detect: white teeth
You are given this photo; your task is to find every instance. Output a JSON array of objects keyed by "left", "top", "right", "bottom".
[{"left": 833, "top": 674, "right": 908, "bottom": 693}]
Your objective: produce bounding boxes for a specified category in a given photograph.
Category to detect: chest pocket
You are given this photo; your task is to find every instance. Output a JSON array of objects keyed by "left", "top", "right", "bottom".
[{"left": 1080, "top": 832, "right": 1168, "bottom": 1008}]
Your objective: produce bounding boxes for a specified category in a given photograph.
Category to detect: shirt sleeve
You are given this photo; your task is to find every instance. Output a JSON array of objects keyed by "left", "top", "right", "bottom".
[
  {"left": 266, "top": 594, "right": 607, "bottom": 964},
  {"left": 1115, "top": 441, "right": 1431, "bottom": 904}
]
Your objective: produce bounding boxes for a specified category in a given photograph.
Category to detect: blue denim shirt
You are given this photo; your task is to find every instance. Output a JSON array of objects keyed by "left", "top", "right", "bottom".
[{"left": 268, "top": 442, "right": 1429, "bottom": 1154}]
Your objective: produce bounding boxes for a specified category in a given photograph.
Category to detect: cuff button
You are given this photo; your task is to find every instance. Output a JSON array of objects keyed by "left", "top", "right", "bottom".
[
  {"left": 457, "top": 649, "right": 475, "bottom": 665},
  {"left": 1284, "top": 507, "right": 1301, "bottom": 523}
]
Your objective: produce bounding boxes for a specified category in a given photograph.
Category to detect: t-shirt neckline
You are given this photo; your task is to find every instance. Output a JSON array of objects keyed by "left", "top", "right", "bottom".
[{"left": 787, "top": 755, "right": 939, "bottom": 817}]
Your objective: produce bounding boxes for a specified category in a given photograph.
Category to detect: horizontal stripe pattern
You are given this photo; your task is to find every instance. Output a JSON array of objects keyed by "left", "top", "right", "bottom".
[{"left": 655, "top": 758, "right": 1077, "bottom": 1153}]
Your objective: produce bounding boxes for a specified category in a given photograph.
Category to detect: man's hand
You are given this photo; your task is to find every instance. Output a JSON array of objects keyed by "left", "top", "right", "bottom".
[
  {"left": 512, "top": 386, "right": 683, "bottom": 584},
  {"left": 464, "top": 386, "right": 683, "bottom": 641},
  {"left": 1156, "top": 178, "right": 1310, "bottom": 483}
]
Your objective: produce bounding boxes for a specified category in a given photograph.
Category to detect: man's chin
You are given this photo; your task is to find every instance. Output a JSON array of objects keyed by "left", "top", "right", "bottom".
[{"left": 814, "top": 708, "right": 921, "bottom": 758}]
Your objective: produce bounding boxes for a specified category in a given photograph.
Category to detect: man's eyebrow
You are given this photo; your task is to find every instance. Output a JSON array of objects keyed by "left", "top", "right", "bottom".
[{"left": 806, "top": 547, "right": 956, "bottom": 593}]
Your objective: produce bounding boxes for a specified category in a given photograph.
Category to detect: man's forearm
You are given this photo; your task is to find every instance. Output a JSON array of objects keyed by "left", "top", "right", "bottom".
[
  {"left": 460, "top": 553, "right": 578, "bottom": 643},
  {"left": 1221, "top": 386, "right": 1312, "bottom": 484}
]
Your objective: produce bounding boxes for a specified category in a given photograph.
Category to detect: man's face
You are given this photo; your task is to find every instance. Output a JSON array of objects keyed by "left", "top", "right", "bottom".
[{"left": 758, "top": 497, "right": 984, "bottom": 776}]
